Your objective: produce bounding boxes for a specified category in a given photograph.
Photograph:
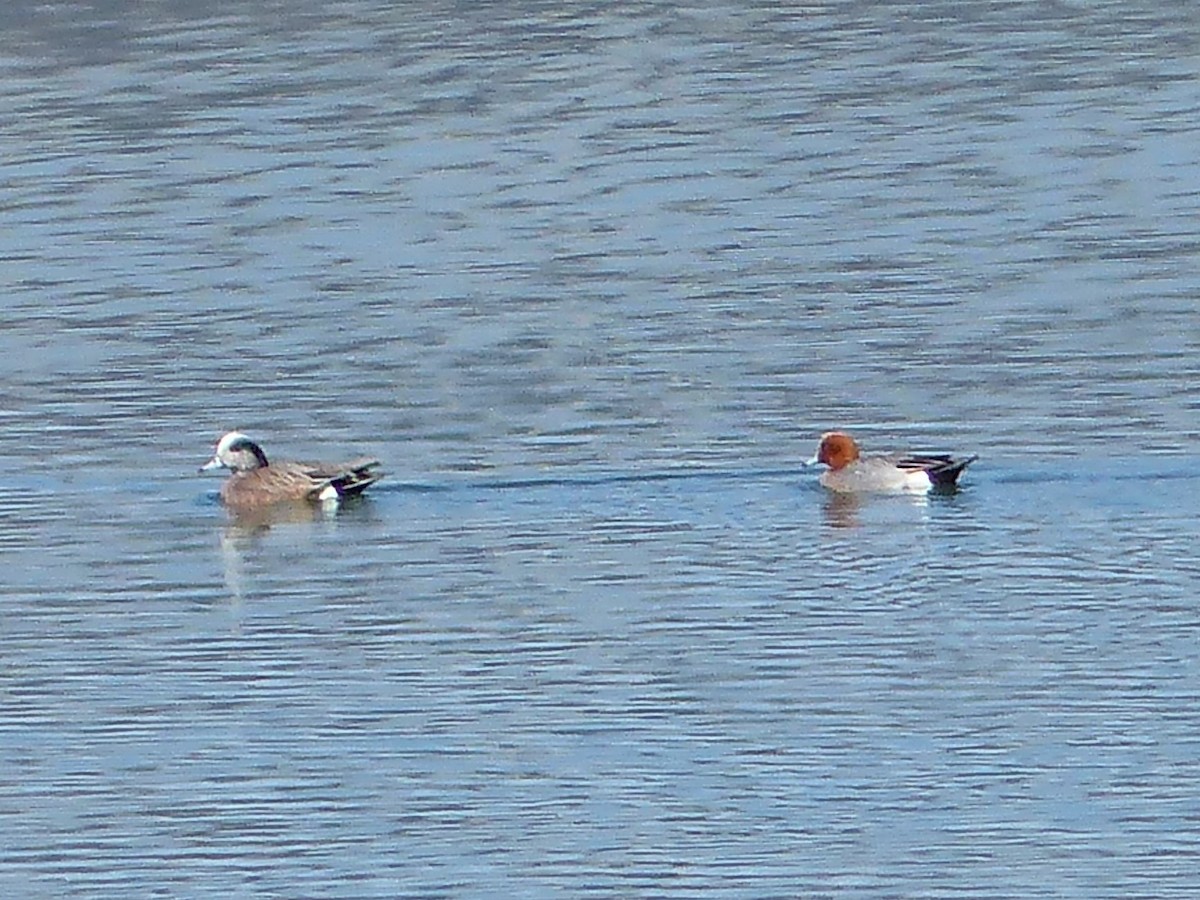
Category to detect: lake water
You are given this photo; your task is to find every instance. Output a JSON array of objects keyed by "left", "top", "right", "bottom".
[{"left": 2, "top": 1, "right": 1200, "bottom": 896}]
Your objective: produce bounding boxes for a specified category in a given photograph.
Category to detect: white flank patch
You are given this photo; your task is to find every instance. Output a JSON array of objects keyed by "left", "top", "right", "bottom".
[
  {"left": 902, "top": 470, "right": 933, "bottom": 492},
  {"left": 318, "top": 485, "right": 340, "bottom": 501}
]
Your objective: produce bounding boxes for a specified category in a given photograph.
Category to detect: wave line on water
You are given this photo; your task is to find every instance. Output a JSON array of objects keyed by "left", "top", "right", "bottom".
[{"left": 374, "top": 466, "right": 803, "bottom": 495}]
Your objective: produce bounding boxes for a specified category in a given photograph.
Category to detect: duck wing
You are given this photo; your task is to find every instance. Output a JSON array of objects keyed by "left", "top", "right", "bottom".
[
  {"left": 894, "top": 453, "right": 978, "bottom": 488},
  {"left": 296, "top": 457, "right": 383, "bottom": 499}
]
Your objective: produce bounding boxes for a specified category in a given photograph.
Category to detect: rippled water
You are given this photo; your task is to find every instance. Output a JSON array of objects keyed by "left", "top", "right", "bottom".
[{"left": 2, "top": 1, "right": 1200, "bottom": 896}]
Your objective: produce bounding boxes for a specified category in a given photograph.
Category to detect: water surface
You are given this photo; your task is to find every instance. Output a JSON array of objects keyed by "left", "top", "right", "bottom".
[{"left": 2, "top": 1, "right": 1200, "bottom": 896}]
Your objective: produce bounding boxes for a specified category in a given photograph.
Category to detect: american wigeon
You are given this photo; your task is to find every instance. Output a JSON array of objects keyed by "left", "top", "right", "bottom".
[
  {"left": 806, "top": 431, "right": 977, "bottom": 493},
  {"left": 199, "top": 431, "right": 383, "bottom": 509}
]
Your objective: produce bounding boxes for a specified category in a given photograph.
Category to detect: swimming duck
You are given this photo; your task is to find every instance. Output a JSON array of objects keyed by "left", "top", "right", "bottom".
[
  {"left": 200, "top": 431, "right": 382, "bottom": 509},
  {"left": 806, "top": 431, "right": 976, "bottom": 493}
]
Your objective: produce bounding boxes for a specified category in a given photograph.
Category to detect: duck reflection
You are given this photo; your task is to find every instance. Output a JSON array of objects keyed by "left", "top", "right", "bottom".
[
  {"left": 215, "top": 498, "right": 377, "bottom": 602},
  {"left": 822, "top": 491, "right": 865, "bottom": 529},
  {"left": 821, "top": 490, "right": 932, "bottom": 529}
]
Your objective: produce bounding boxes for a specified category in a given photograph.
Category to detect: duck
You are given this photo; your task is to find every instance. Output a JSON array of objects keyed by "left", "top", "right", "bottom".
[
  {"left": 199, "top": 431, "right": 383, "bottom": 509},
  {"left": 806, "top": 431, "right": 976, "bottom": 493}
]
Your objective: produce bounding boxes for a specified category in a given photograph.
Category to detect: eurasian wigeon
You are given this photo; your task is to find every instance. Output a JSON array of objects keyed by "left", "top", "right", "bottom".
[
  {"left": 200, "top": 431, "right": 383, "bottom": 510},
  {"left": 806, "top": 431, "right": 977, "bottom": 493}
]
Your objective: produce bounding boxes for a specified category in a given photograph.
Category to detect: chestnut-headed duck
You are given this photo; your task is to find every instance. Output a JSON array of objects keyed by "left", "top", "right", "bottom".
[
  {"left": 806, "top": 431, "right": 976, "bottom": 493},
  {"left": 200, "top": 431, "right": 383, "bottom": 510}
]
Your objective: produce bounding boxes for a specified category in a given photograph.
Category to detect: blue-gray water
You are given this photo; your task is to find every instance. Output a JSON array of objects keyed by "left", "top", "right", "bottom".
[{"left": 2, "top": 1, "right": 1200, "bottom": 896}]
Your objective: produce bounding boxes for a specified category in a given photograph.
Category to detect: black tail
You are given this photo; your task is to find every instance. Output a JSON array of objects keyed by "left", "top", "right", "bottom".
[
  {"left": 332, "top": 461, "right": 383, "bottom": 497},
  {"left": 927, "top": 455, "right": 977, "bottom": 489}
]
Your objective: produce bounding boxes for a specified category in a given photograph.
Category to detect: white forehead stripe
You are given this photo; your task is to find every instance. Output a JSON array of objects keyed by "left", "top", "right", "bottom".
[{"left": 216, "top": 431, "right": 251, "bottom": 453}]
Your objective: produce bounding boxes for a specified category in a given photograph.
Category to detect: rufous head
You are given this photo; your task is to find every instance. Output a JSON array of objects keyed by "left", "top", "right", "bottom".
[{"left": 814, "top": 431, "right": 860, "bottom": 471}]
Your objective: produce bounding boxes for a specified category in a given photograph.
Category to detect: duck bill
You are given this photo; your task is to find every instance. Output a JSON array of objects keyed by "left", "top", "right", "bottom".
[
  {"left": 802, "top": 454, "right": 822, "bottom": 468},
  {"left": 199, "top": 456, "right": 224, "bottom": 473}
]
